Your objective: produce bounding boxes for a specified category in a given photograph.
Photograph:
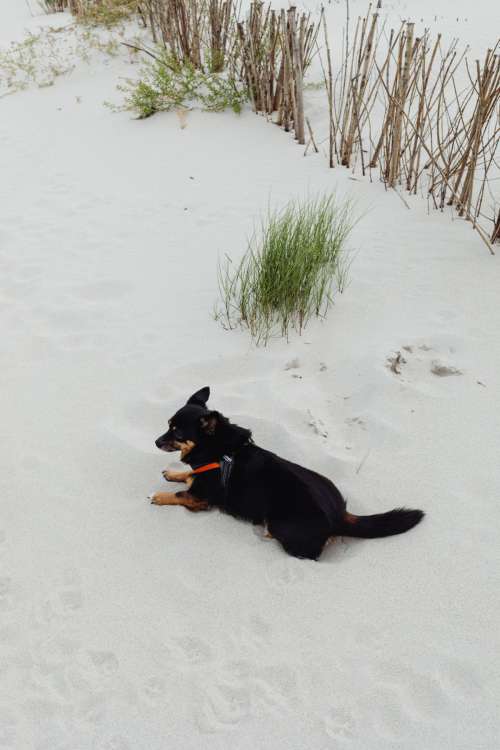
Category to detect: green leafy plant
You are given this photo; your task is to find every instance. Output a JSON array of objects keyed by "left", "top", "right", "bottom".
[
  {"left": 215, "top": 195, "right": 355, "bottom": 345},
  {"left": 113, "top": 50, "right": 248, "bottom": 118}
]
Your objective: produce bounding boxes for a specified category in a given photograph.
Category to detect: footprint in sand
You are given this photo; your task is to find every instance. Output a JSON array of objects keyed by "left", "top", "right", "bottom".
[
  {"left": 345, "top": 416, "right": 367, "bottom": 431},
  {"left": 141, "top": 676, "right": 168, "bottom": 706},
  {"left": 76, "top": 694, "right": 107, "bottom": 727},
  {"left": 194, "top": 659, "right": 253, "bottom": 733},
  {"left": 324, "top": 704, "right": 356, "bottom": 741},
  {"left": 88, "top": 650, "right": 120, "bottom": 681},
  {"left": 430, "top": 361, "right": 462, "bottom": 377},
  {"left": 196, "top": 660, "right": 293, "bottom": 733},
  {"left": 371, "top": 659, "right": 449, "bottom": 722},
  {"left": 368, "top": 688, "right": 414, "bottom": 740},
  {"left": 229, "top": 615, "right": 272, "bottom": 654},
  {"left": 265, "top": 557, "right": 306, "bottom": 590},
  {"left": 196, "top": 671, "right": 252, "bottom": 733},
  {"left": 164, "top": 634, "right": 213, "bottom": 668},
  {"left": 195, "top": 614, "right": 295, "bottom": 733},
  {"left": 436, "top": 658, "right": 482, "bottom": 700},
  {"left": 32, "top": 570, "right": 84, "bottom": 628},
  {"left": 387, "top": 341, "right": 464, "bottom": 385},
  {"left": 251, "top": 666, "right": 295, "bottom": 717}
]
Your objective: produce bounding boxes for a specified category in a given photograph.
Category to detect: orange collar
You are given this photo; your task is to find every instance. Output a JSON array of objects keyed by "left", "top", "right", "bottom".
[{"left": 191, "top": 462, "right": 220, "bottom": 475}]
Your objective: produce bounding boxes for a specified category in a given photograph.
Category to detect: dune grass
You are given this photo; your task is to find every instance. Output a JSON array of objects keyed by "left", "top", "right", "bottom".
[{"left": 216, "top": 195, "right": 354, "bottom": 345}]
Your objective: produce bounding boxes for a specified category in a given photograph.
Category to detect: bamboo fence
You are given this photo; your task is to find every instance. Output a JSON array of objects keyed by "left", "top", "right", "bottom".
[{"left": 49, "top": 0, "right": 500, "bottom": 250}]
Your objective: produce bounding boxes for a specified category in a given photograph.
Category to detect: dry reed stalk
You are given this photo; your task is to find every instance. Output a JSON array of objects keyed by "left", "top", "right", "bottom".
[
  {"left": 140, "top": 0, "right": 208, "bottom": 68},
  {"left": 287, "top": 6, "right": 306, "bottom": 145},
  {"left": 453, "top": 50, "right": 500, "bottom": 218},
  {"left": 282, "top": 9, "right": 295, "bottom": 132},
  {"left": 422, "top": 43, "right": 499, "bottom": 241},
  {"left": 417, "top": 43, "right": 473, "bottom": 206},
  {"left": 385, "top": 22, "right": 414, "bottom": 185},
  {"left": 406, "top": 33, "right": 441, "bottom": 193},
  {"left": 208, "top": 0, "right": 233, "bottom": 71},
  {"left": 320, "top": 9, "right": 335, "bottom": 167},
  {"left": 374, "top": 57, "right": 496, "bottom": 254},
  {"left": 367, "top": 24, "right": 403, "bottom": 168},
  {"left": 236, "top": 3, "right": 282, "bottom": 115},
  {"left": 267, "top": 9, "right": 277, "bottom": 113},
  {"left": 338, "top": 13, "right": 361, "bottom": 164},
  {"left": 492, "top": 210, "right": 500, "bottom": 244},
  {"left": 340, "top": 10, "right": 379, "bottom": 167},
  {"left": 289, "top": 7, "right": 305, "bottom": 144},
  {"left": 305, "top": 116, "right": 319, "bottom": 153},
  {"left": 234, "top": 1, "right": 317, "bottom": 145}
]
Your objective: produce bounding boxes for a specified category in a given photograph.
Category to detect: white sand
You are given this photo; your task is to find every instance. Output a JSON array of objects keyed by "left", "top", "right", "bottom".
[{"left": 1, "top": 1, "right": 499, "bottom": 748}]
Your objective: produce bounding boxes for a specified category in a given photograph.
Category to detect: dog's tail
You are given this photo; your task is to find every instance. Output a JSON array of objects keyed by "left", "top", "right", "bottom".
[{"left": 340, "top": 507, "right": 424, "bottom": 538}]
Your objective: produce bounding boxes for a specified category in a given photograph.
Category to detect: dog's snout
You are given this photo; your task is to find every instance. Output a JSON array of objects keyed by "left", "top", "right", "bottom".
[{"left": 155, "top": 434, "right": 169, "bottom": 449}]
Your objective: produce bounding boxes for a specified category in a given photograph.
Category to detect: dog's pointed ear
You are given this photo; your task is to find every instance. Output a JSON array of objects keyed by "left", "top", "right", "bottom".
[
  {"left": 187, "top": 387, "right": 210, "bottom": 407},
  {"left": 199, "top": 410, "right": 219, "bottom": 435}
]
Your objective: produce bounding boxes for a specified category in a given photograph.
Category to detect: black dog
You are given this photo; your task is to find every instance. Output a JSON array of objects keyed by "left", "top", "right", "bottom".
[{"left": 151, "top": 387, "right": 424, "bottom": 559}]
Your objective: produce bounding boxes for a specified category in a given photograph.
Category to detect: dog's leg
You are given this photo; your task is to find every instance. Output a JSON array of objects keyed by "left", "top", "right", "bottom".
[
  {"left": 162, "top": 469, "right": 192, "bottom": 483},
  {"left": 150, "top": 491, "right": 208, "bottom": 512}
]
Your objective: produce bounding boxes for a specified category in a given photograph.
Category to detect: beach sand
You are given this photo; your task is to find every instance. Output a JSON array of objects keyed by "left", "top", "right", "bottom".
[{"left": 1, "top": 1, "right": 499, "bottom": 747}]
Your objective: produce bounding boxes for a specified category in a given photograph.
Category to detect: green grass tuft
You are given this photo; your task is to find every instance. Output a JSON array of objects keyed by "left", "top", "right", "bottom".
[{"left": 215, "top": 195, "right": 355, "bottom": 345}]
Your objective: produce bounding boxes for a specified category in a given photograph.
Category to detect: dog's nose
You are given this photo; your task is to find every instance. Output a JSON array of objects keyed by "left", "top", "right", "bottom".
[{"left": 155, "top": 437, "right": 164, "bottom": 449}]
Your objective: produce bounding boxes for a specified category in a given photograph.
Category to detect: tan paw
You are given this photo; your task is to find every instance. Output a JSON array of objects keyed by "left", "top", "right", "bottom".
[
  {"left": 149, "top": 492, "right": 175, "bottom": 505},
  {"left": 162, "top": 469, "right": 190, "bottom": 483}
]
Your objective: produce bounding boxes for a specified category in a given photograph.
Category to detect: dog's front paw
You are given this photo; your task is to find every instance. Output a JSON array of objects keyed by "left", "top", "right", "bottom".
[
  {"left": 162, "top": 469, "right": 191, "bottom": 483},
  {"left": 149, "top": 493, "right": 162, "bottom": 505}
]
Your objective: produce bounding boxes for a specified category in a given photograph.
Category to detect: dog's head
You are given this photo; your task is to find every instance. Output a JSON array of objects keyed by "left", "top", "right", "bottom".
[
  {"left": 155, "top": 387, "right": 215, "bottom": 459},
  {"left": 155, "top": 386, "right": 251, "bottom": 461}
]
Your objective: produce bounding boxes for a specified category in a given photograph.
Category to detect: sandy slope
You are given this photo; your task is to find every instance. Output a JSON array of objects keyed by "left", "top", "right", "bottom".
[{"left": 1, "top": 2, "right": 499, "bottom": 749}]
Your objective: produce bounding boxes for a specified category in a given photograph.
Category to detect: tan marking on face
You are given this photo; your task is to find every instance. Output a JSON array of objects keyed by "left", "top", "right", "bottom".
[{"left": 176, "top": 440, "right": 195, "bottom": 459}]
